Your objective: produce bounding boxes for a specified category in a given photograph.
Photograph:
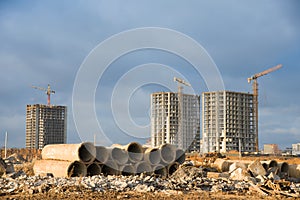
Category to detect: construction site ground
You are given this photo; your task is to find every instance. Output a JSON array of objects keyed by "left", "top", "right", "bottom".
[
  {"left": 3, "top": 190, "right": 294, "bottom": 200},
  {"left": 1, "top": 149, "right": 300, "bottom": 199}
]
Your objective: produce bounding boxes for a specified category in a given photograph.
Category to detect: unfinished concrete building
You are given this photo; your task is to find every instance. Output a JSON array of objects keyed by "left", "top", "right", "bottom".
[
  {"left": 151, "top": 92, "right": 200, "bottom": 152},
  {"left": 202, "top": 91, "right": 256, "bottom": 153},
  {"left": 26, "top": 104, "right": 67, "bottom": 149}
]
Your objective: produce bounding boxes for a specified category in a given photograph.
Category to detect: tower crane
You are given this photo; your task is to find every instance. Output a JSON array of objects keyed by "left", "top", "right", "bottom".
[
  {"left": 174, "top": 77, "right": 191, "bottom": 149},
  {"left": 32, "top": 84, "right": 55, "bottom": 106},
  {"left": 248, "top": 64, "right": 282, "bottom": 152}
]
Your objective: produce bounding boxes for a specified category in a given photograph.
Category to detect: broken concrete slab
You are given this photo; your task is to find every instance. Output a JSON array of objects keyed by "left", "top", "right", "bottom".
[
  {"left": 229, "top": 162, "right": 247, "bottom": 173},
  {"left": 229, "top": 168, "right": 250, "bottom": 181},
  {"left": 248, "top": 160, "right": 266, "bottom": 177}
]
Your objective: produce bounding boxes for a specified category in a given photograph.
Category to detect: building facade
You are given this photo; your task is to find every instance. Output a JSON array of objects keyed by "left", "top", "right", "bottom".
[
  {"left": 202, "top": 91, "right": 256, "bottom": 153},
  {"left": 263, "top": 144, "right": 280, "bottom": 155},
  {"left": 151, "top": 92, "right": 200, "bottom": 152},
  {"left": 26, "top": 104, "right": 67, "bottom": 149},
  {"left": 292, "top": 143, "right": 300, "bottom": 156}
]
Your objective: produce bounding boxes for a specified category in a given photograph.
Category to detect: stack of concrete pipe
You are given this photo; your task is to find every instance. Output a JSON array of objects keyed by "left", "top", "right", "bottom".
[{"left": 33, "top": 142, "right": 186, "bottom": 178}]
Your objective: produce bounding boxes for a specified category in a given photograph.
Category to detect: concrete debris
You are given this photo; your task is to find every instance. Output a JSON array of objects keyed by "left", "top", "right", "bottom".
[
  {"left": 229, "top": 162, "right": 247, "bottom": 174},
  {"left": 206, "top": 172, "right": 229, "bottom": 179},
  {"left": 229, "top": 168, "right": 250, "bottom": 181},
  {"left": 0, "top": 164, "right": 299, "bottom": 197},
  {"left": 247, "top": 160, "right": 266, "bottom": 177}
]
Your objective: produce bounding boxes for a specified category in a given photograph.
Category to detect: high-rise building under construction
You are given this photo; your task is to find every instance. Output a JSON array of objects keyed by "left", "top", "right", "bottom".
[
  {"left": 151, "top": 92, "right": 200, "bottom": 152},
  {"left": 201, "top": 91, "right": 256, "bottom": 153},
  {"left": 26, "top": 104, "right": 67, "bottom": 149}
]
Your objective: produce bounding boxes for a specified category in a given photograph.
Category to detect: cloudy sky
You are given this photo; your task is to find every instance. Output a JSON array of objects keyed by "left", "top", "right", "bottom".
[{"left": 0, "top": 0, "right": 299, "bottom": 150}]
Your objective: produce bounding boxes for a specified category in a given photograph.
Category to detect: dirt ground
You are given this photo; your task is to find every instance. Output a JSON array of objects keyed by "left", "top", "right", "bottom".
[{"left": 2, "top": 190, "right": 295, "bottom": 200}]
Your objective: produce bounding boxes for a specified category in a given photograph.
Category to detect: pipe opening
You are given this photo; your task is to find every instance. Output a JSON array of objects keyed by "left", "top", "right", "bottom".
[
  {"left": 175, "top": 149, "right": 185, "bottom": 164},
  {"left": 111, "top": 148, "right": 128, "bottom": 165},
  {"left": 135, "top": 162, "right": 152, "bottom": 175},
  {"left": 87, "top": 163, "right": 102, "bottom": 176},
  {"left": 120, "top": 165, "right": 135, "bottom": 176},
  {"left": 262, "top": 163, "right": 268, "bottom": 171},
  {"left": 269, "top": 160, "right": 278, "bottom": 168},
  {"left": 148, "top": 149, "right": 160, "bottom": 165},
  {"left": 168, "top": 162, "right": 179, "bottom": 175},
  {"left": 153, "top": 165, "right": 167, "bottom": 178},
  {"left": 79, "top": 143, "right": 96, "bottom": 163},
  {"left": 160, "top": 144, "right": 176, "bottom": 164},
  {"left": 280, "top": 162, "right": 289, "bottom": 173},
  {"left": 102, "top": 161, "right": 119, "bottom": 175},
  {"left": 127, "top": 143, "right": 143, "bottom": 162},
  {"left": 67, "top": 161, "right": 87, "bottom": 177}
]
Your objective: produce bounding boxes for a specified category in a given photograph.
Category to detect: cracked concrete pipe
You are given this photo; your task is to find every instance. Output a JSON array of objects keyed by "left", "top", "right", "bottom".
[
  {"left": 144, "top": 147, "right": 161, "bottom": 165},
  {"left": 119, "top": 164, "right": 135, "bottom": 176},
  {"left": 102, "top": 160, "right": 119, "bottom": 175},
  {"left": 34, "top": 159, "right": 87, "bottom": 177},
  {"left": 175, "top": 148, "right": 185, "bottom": 164},
  {"left": 95, "top": 146, "right": 109, "bottom": 164},
  {"left": 42, "top": 142, "right": 96, "bottom": 164},
  {"left": 278, "top": 162, "right": 289, "bottom": 173},
  {"left": 86, "top": 163, "right": 102, "bottom": 176},
  {"left": 107, "top": 147, "right": 128, "bottom": 165},
  {"left": 153, "top": 164, "right": 167, "bottom": 178},
  {"left": 159, "top": 144, "right": 176, "bottom": 164},
  {"left": 134, "top": 161, "right": 152, "bottom": 175},
  {"left": 167, "top": 162, "right": 179, "bottom": 176}
]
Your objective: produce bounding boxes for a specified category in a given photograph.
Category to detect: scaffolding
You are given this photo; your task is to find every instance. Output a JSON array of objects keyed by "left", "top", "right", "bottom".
[
  {"left": 151, "top": 92, "right": 200, "bottom": 152},
  {"left": 26, "top": 104, "right": 67, "bottom": 149},
  {"left": 202, "top": 91, "right": 256, "bottom": 153}
]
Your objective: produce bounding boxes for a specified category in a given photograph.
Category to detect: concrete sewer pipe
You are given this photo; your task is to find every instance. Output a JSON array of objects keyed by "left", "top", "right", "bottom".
[
  {"left": 34, "top": 160, "right": 87, "bottom": 177},
  {"left": 144, "top": 147, "right": 161, "bottom": 165},
  {"left": 122, "top": 142, "right": 144, "bottom": 163},
  {"left": 134, "top": 161, "right": 152, "bottom": 175},
  {"left": 175, "top": 149, "right": 186, "bottom": 164},
  {"left": 288, "top": 164, "right": 300, "bottom": 178},
  {"left": 86, "top": 163, "right": 102, "bottom": 176},
  {"left": 119, "top": 164, "right": 135, "bottom": 176},
  {"left": 95, "top": 146, "right": 109, "bottom": 164},
  {"left": 278, "top": 162, "right": 289, "bottom": 174},
  {"left": 102, "top": 160, "right": 119, "bottom": 175},
  {"left": 42, "top": 142, "right": 96, "bottom": 164},
  {"left": 153, "top": 164, "right": 167, "bottom": 178},
  {"left": 167, "top": 162, "right": 179, "bottom": 176},
  {"left": 159, "top": 144, "right": 176, "bottom": 164},
  {"left": 107, "top": 147, "right": 128, "bottom": 165}
]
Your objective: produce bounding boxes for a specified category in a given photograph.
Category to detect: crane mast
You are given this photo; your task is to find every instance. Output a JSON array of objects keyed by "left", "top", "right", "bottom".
[
  {"left": 32, "top": 84, "right": 55, "bottom": 106},
  {"left": 248, "top": 64, "right": 282, "bottom": 152},
  {"left": 173, "top": 77, "right": 191, "bottom": 149}
]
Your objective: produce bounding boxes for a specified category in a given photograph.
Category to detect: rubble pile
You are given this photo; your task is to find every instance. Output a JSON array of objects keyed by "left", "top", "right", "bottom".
[{"left": 1, "top": 164, "right": 300, "bottom": 197}]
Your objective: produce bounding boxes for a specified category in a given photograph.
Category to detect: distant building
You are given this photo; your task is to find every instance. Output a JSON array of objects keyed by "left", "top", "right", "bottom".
[
  {"left": 263, "top": 144, "right": 280, "bottom": 155},
  {"left": 26, "top": 104, "right": 67, "bottom": 149},
  {"left": 151, "top": 92, "right": 200, "bottom": 152},
  {"left": 292, "top": 143, "right": 300, "bottom": 156},
  {"left": 202, "top": 91, "right": 256, "bottom": 153}
]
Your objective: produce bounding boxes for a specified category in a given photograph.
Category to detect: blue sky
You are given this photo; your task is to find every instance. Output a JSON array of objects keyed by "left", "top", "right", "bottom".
[{"left": 0, "top": 0, "right": 299, "bottom": 150}]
